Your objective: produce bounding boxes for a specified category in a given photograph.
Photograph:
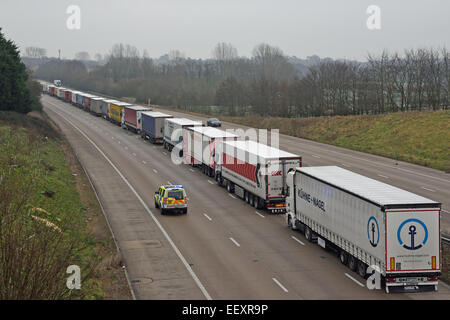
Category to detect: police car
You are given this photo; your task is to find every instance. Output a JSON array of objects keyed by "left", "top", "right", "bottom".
[{"left": 154, "top": 185, "right": 189, "bottom": 214}]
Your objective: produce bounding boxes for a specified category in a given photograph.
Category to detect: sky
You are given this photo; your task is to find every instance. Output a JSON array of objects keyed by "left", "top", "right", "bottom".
[{"left": 0, "top": 0, "right": 448, "bottom": 61}]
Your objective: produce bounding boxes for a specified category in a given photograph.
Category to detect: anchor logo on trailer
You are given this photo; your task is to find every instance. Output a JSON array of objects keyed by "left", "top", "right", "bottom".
[
  {"left": 367, "top": 216, "right": 380, "bottom": 247},
  {"left": 397, "top": 218, "right": 428, "bottom": 250}
]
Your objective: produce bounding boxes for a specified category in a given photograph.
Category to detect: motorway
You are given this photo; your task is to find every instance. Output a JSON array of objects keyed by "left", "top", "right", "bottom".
[
  {"left": 152, "top": 106, "right": 450, "bottom": 237},
  {"left": 42, "top": 95, "right": 450, "bottom": 300}
]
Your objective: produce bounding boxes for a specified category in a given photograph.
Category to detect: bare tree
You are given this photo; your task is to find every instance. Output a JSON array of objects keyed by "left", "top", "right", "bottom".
[
  {"left": 74, "top": 51, "right": 91, "bottom": 61},
  {"left": 252, "top": 43, "right": 293, "bottom": 81},
  {"left": 94, "top": 53, "right": 103, "bottom": 62}
]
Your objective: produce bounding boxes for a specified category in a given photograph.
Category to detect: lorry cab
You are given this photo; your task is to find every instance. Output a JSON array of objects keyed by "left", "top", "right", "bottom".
[{"left": 154, "top": 185, "right": 189, "bottom": 215}]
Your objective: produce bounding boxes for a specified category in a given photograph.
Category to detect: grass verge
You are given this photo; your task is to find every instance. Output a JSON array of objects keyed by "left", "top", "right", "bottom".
[
  {"left": 157, "top": 106, "right": 450, "bottom": 172},
  {"left": 0, "top": 111, "right": 132, "bottom": 299}
]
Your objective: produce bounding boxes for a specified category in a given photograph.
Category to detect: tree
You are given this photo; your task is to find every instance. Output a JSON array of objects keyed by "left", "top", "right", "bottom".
[
  {"left": 251, "top": 43, "right": 293, "bottom": 81},
  {"left": 212, "top": 42, "right": 238, "bottom": 77},
  {"left": 215, "top": 76, "right": 247, "bottom": 116},
  {"left": 74, "top": 51, "right": 91, "bottom": 61},
  {"left": 94, "top": 53, "right": 103, "bottom": 62},
  {"left": 0, "top": 28, "right": 34, "bottom": 113}
]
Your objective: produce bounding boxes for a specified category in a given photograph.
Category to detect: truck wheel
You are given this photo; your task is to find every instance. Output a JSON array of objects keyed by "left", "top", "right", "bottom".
[
  {"left": 287, "top": 215, "right": 295, "bottom": 230},
  {"left": 253, "top": 197, "right": 260, "bottom": 209},
  {"left": 226, "top": 181, "right": 233, "bottom": 193},
  {"left": 245, "top": 192, "right": 249, "bottom": 203},
  {"left": 183, "top": 208, "right": 188, "bottom": 214},
  {"left": 348, "top": 255, "right": 357, "bottom": 272},
  {"left": 305, "top": 226, "right": 313, "bottom": 242},
  {"left": 161, "top": 209, "right": 166, "bottom": 215},
  {"left": 155, "top": 200, "right": 159, "bottom": 209},
  {"left": 357, "top": 261, "right": 367, "bottom": 278},
  {"left": 339, "top": 250, "right": 348, "bottom": 265},
  {"left": 249, "top": 194, "right": 254, "bottom": 206}
]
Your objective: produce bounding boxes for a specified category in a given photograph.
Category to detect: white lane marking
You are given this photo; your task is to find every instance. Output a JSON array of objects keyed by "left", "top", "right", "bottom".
[
  {"left": 167, "top": 181, "right": 172, "bottom": 185},
  {"left": 189, "top": 168, "right": 195, "bottom": 172},
  {"left": 291, "top": 236, "right": 305, "bottom": 246},
  {"left": 112, "top": 136, "right": 115, "bottom": 139},
  {"left": 378, "top": 174, "right": 389, "bottom": 179},
  {"left": 272, "top": 278, "right": 289, "bottom": 293},
  {"left": 341, "top": 163, "right": 351, "bottom": 167},
  {"left": 255, "top": 211, "right": 265, "bottom": 218},
  {"left": 228, "top": 194, "right": 237, "bottom": 200},
  {"left": 203, "top": 213, "right": 212, "bottom": 221},
  {"left": 163, "top": 152, "right": 167, "bottom": 156},
  {"left": 46, "top": 105, "right": 212, "bottom": 300},
  {"left": 124, "top": 146, "right": 128, "bottom": 150},
  {"left": 142, "top": 161, "right": 147, "bottom": 165},
  {"left": 442, "top": 236, "right": 450, "bottom": 242},
  {"left": 118, "top": 141, "right": 121, "bottom": 144},
  {"left": 442, "top": 209, "right": 449, "bottom": 214},
  {"left": 229, "top": 237, "right": 241, "bottom": 247},
  {"left": 208, "top": 180, "right": 215, "bottom": 185},
  {"left": 312, "top": 154, "right": 321, "bottom": 158},
  {"left": 345, "top": 273, "right": 365, "bottom": 288},
  {"left": 132, "top": 153, "right": 137, "bottom": 157},
  {"left": 421, "top": 187, "right": 435, "bottom": 192},
  {"left": 153, "top": 169, "right": 158, "bottom": 174}
]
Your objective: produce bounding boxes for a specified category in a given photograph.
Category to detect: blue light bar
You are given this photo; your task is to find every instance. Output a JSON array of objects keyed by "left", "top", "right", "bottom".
[{"left": 171, "top": 185, "right": 183, "bottom": 189}]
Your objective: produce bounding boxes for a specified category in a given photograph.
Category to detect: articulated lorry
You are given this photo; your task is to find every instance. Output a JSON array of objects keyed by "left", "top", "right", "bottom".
[
  {"left": 215, "top": 140, "right": 302, "bottom": 213},
  {"left": 163, "top": 118, "right": 202, "bottom": 153},
  {"left": 141, "top": 111, "right": 173, "bottom": 144},
  {"left": 183, "top": 126, "right": 238, "bottom": 177},
  {"left": 109, "top": 101, "right": 133, "bottom": 125},
  {"left": 285, "top": 166, "right": 441, "bottom": 293},
  {"left": 122, "top": 105, "right": 152, "bottom": 133}
]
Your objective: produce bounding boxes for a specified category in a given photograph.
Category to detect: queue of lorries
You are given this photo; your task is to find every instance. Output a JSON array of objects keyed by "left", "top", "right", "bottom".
[{"left": 41, "top": 81, "right": 442, "bottom": 293}]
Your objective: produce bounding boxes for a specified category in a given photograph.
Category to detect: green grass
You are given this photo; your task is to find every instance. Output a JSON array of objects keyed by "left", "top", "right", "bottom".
[
  {"left": 215, "top": 110, "right": 450, "bottom": 172},
  {"left": 0, "top": 111, "right": 104, "bottom": 299}
]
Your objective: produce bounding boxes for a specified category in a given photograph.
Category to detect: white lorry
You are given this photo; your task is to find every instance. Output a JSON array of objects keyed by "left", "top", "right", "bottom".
[
  {"left": 285, "top": 166, "right": 441, "bottom": 293},
  {"left": 163, "top": 118, "right": 202, "bottom": 153},
  {"left": 183, "top": 126, "right": 238, "bottom": 177},
  {"left": 215, "top": 140, "right": 302, "bottom": 213}
]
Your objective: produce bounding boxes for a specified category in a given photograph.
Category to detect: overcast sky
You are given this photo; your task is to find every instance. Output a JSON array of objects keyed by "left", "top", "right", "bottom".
[{"left": 0, "top": 0, "right": 448, "bottom": 61}]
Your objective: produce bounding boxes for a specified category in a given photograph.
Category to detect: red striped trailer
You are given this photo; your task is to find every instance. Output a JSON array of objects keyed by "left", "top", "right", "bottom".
[{"left": 215, "top": 140, "right": 302, "bottom": 213}]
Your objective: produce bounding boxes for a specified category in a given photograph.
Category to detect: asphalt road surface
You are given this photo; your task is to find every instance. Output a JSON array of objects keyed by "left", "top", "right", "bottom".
[
  {"left": 152, "top": 106, "right": 450, "bottom": 237},
  {"left": 42, "top": 95, "right": 450, "bottom": 300}
]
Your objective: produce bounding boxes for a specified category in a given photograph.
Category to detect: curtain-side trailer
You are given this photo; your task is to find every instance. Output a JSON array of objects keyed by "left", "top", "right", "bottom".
[
  {"left": 215, "top": 140, "right": 302, "bottom": 213},
  {"left": 64, "top": 90, "right": 72, "bottom": 103},
  {"left": 285, "top": 166, "right": 441, "bottom": 293},
  {"left": 163, "top": 118, "right": 203, "bottom": 152},
  {"left": 183, "top": 126, "right": 238, "bottom": 177},
  {"left": 141, "top": 111, "right": 173, "bottom": 144},
  {"left": 123, "top": 105, "right": 152, "bottom": 133},
  {"left": 90, "top": 97, "right": 106, "bottom": 116},
  {"left": 109, "top": 101, "right": 132, "bottom": 125}
]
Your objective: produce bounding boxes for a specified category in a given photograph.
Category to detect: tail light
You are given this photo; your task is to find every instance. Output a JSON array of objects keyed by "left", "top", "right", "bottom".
[
  {"left": 185, "top": 197, "right": 189, "bottom": 203},
  {"left": 390, "top": 257, "right": 395, "bottom": 271},
  {"left": 386, "top": 278, "right": 395, "bottom": 283},
  {"left": 428, "top": 277, "right": 438, "bottom": 281}
]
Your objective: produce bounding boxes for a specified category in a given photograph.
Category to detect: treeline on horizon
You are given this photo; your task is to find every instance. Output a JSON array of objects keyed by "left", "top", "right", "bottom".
[{"left": 35, "top": 43, "right": 450, "bottom": 118}]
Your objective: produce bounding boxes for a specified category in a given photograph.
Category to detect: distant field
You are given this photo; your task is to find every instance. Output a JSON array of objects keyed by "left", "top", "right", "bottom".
[{"left": 215, "top": 110, "right": 449, "bottom": 172}]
